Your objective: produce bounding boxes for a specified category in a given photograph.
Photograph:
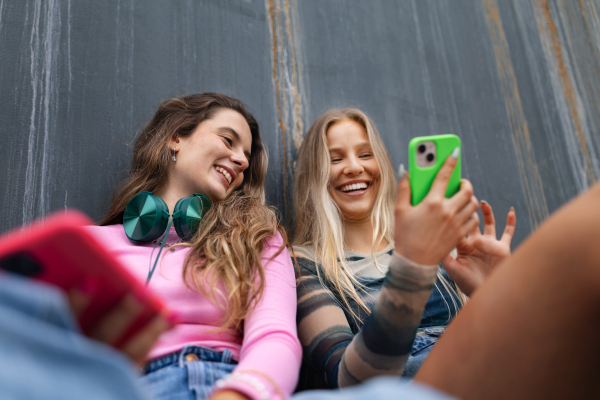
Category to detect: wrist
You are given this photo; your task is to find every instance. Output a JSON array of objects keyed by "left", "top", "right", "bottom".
[
  {"left": 390, "top": 252, "right": 439, "bottom": 281},
  {"left": 394, "top": 247, "right": 437, "bottom": 266},
  {"left": 213, "top": 370, "right": 283, "bottom": 400}
]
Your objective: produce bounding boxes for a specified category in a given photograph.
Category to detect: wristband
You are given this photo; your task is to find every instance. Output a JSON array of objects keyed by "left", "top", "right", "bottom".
[
  {"left": 214, "top": 372, "right": 271, "bottom": 400},
  {"left": 388, "top": 251, "right": 439, "bottom": 284}
]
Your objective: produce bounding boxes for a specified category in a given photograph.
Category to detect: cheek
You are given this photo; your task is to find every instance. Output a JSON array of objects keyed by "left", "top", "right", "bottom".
[
  {"left": 367, "top": 161, "right": 381, "bottom": 177},
  {"left": 229, "top": 173, "right": 245, "bottom": 191},
  {"left": 329, "top": 165, "right": 342, "bottom": 185}
]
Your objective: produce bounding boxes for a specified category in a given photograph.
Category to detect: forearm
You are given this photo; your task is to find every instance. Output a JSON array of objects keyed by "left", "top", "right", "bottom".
[
  {"left": 214, "top": 237, "right": 301, "bottom": 400},
  {"left": 415, "top": 182, "right": 600, "bottom": 399},
  {"left": 338, "top": 253, "right": 438, "bottom": 387}
]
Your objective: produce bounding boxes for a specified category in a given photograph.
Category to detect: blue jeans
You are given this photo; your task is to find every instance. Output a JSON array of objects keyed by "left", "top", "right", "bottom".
[
  {"left": 293, "top": 376, "right": 455, "bottom": 400},
  {"left": 0, "top": 273, "right": 150, "bottom": 400},
  {"left": 0, "top": 273, "right": 452, "bottom": 400},
  {"left": 141, "top": 345, "right": 237, "bottom": 400},
  {"left": 402, "top": 326, "right": 445, "bottom": 379}
]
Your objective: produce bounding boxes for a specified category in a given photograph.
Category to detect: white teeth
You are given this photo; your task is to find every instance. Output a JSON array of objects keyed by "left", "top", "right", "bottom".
[
  {"left": 341, "top": 182, "right": 368, "bottom": 192},
  {"left": 215, "top": 166, "right": 232, "bottom": 184}
]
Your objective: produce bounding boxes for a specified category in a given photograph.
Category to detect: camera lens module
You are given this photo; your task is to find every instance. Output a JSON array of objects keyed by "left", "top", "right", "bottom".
[
  {"left": 418, "top": 144, "right": 426, "bottom": 153},
  {"left": 426, "top": 153, "right": 435, "bottom": 162}
]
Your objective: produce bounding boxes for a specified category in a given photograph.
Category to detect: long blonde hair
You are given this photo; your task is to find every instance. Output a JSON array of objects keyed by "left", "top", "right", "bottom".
[
  {"left": 293, "top": 109, "right": 396, "bottom": 320},
  {"left": 101, "top": 93, "right": 285, "bottom": 333},
  {"left": 293, "top": 108, "right": 464, "bottom": 323}
]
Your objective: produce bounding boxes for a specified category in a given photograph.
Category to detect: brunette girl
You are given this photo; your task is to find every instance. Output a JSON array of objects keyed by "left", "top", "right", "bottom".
[{"left": 86, "top": 93, "right": 301, "bottom": 400}]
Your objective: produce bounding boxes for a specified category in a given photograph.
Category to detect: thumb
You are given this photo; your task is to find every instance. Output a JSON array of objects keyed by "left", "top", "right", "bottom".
[
  {"left": 397, "top": 163, "right": 412, "bottom": 207},
  {"left": 442, "top": 252, "right": 455, "bottom": 270},
  {"left": 442, "top": 252, "right": 465, "bottom": 284}
]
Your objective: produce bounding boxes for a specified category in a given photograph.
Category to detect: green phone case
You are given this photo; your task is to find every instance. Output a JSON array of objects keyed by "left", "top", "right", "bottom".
[{"left": 408, "top": 134, "right": 461, "bottom": 206}]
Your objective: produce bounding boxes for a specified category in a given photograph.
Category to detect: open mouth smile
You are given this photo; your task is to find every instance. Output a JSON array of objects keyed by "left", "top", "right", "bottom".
[
  {"left": 336, "top": 181, "right": 371, "bottom": 195},
  {"left": 215, "top": 165, "right": 234, "bottom": 185}
]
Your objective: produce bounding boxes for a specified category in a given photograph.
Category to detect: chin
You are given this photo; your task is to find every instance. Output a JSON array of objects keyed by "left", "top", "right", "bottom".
[
  {"left": 196, "top": 184, "right": 227, "bottom": 203},
  {"left": 339, "top": 207, "right": 371, "bottom": 220}
]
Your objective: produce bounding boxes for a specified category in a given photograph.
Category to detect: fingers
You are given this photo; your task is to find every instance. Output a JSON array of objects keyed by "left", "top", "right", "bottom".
[
  {"left": 121, "top": 313, "right": 171, "bottom": 366},
  {"left": 429, "top": 148, "right": 460, "bottom": 197},
  {"left": 88, "top": 294, "right": 143, "bottom": 344},
  {"left": 396, "top": 164, "right": 412, "bottom": 207},
  {"left": 66, "top": 288, "right": 91, "bottom": 317},
  {"left": 480, "top": 200, "right": 497, "bottom": 237},
  {"left": 442, "top": 253, "right": 456, "bottom": 269},
  {"left": 464, "top": 211, "right": 481, "bottom": 238},
  {"left": 454, "top": 237, "right": 473, "bottom": 257},
  {"left": 447, "top": 179, "right": 474, "bottom": 211},
  {"left": 455, "top": 192, "right": 479, "bottom": 227},
  {"left": 468, "top": 218, "right": 482, "bottom": 238},
  {"left": 500, "top": 206, "right": 517, "bottom": 246}
]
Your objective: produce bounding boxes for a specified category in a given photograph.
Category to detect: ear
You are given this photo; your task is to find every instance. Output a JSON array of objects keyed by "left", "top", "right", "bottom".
[{"left": 169, "top": 136, "right": 180, "bottom": 151}]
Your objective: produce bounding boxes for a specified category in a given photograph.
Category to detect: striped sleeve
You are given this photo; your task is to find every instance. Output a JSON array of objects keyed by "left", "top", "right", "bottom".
[{"left": 295, "top": 253, "right": 438, "bottom": 388}]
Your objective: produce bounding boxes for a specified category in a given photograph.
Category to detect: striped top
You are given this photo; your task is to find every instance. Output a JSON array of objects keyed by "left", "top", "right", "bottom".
[{"left": 294, "top": 244, "right": 461, "bottom": 389}]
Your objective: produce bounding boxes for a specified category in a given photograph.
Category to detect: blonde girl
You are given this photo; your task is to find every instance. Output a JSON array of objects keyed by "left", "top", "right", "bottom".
[{"left": 293, "top": 108, "right": 515, "bottom": 388}]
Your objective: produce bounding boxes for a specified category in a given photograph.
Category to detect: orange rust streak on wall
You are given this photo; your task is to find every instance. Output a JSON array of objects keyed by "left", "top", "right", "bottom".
[
  {"left": 539, "top": 0, "right": 596, "bottom": 184},
  {"left": 268, "top": 0, "right": 290, "bottom": 219},
  {"left": 574, "top": 0, "right": 600, "bottom": 152},
  {"left": 484, "top": 0, "right": 549, "bottom": 228},
  {"left": 284, "top": 0, "right": 304, "bottom": 149}
]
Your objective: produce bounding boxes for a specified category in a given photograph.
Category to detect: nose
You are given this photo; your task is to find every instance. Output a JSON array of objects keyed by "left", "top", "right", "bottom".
[
  {"left": 343, "top": 156, "right": 364, "bottom": 175},
  {"left": 231, "top": 149, "right": 249, "bottom": 171}
]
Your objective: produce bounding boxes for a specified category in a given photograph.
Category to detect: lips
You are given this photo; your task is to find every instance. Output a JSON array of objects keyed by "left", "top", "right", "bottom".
[
  {"left": 214, "top": 165, "right": 235, "bottom": 186},
  {"left": 336, "top": 180, "right": 371, "bottom": 195}
]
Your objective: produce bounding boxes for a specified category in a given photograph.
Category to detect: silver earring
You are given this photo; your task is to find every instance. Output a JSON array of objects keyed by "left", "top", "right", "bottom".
[
  {"left": 170, "top": 146, "right": 177, "bottom": 162},
  {"left": 172, "top": 154, "right": 177, "bottom": 162}
]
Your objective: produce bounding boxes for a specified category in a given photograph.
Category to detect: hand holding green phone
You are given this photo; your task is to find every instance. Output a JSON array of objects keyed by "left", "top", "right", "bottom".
[{"left": 394, "top": 134, "right": 478, "bottom": 266}]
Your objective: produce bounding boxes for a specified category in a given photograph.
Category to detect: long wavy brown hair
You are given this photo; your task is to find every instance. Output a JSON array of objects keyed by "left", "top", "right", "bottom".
[{"left": 101, "top": 93, "right": 285, "bottom": 333}]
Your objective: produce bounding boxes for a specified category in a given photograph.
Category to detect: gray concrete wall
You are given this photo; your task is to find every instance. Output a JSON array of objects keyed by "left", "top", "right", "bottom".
[{"left": 1, "top": 0, "right": 599, "bottom": 248}]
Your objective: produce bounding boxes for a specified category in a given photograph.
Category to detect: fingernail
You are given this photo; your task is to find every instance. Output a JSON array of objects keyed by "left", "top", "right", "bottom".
[
  {"left": 398, "top": 163, "right": 405, "bottom": 179},
  {"left": 481, "top": 200, "right": 488, "bottom": 205},
  {"left": 451, "top": 147, "right": 460, "bottom": 159},
  {"left": 510, "top": 206, "right": 515, "bottom": 213}
]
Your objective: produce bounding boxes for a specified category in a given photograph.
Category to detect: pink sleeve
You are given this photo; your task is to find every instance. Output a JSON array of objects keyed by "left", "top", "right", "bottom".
[{"left": 213, "top": 233, "right": 302, "bottom": 400}]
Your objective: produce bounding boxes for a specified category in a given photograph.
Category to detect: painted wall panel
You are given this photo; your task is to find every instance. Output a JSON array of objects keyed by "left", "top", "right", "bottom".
[{"left": 1, "top": 0, "right": 599, "bottom": 249}]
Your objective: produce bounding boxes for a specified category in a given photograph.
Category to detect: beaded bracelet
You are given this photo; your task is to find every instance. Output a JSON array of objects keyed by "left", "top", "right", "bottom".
[{"left": 214, "top": 372, "right": 271, "bottom": 400}]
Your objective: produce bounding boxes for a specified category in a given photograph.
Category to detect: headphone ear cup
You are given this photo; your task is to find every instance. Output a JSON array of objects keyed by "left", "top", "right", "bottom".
[
  {"left": 173, "top": 194, "right": 212, "bottom": 240},
  {"left": 123, "top": 192, "right": 170, "bottom": 242}
]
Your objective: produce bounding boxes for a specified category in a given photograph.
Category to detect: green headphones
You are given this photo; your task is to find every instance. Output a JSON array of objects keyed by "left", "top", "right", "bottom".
[
  {"left": 123, "top": 192, "right": 212, "bottom": 243},
  {"left": 122, "top": 191, "right": 212, "bottom": 284}
]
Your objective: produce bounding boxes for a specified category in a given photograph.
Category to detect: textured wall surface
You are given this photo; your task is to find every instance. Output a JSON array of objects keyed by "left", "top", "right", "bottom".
[{"left": 1, "top": 0, "right": 599, "bottom": 248}]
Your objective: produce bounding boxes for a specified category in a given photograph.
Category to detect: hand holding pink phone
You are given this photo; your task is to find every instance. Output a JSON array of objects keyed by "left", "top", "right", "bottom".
[{"left": 0, "top": 211, "right": 176, "bottom": 365}]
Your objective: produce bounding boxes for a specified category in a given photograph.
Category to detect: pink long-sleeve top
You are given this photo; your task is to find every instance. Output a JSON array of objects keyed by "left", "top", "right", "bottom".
[{"left": 85, "top": 224, "right": 302, "bottom": 400}]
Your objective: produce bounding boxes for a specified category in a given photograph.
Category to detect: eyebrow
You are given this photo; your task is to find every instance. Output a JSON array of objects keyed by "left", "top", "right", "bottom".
[{"left": 217, "top": 127, "right": 251, "bottom": 159}]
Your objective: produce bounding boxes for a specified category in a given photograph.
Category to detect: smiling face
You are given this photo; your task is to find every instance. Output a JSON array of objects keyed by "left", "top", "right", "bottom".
[
  {"left": 170, "top": 108, "right": 252, "bottom": 202},
  {"left": 327, "top": 118, "right": 380, "bottom": 221}
]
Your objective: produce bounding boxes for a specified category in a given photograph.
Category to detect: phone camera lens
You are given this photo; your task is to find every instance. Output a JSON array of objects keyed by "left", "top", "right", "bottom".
[
  {"left": 418, "top": 144, "right": 426, "bottom": 153},
  {"left": 426, "top": 153, "right": 435, "bottom": 162}
]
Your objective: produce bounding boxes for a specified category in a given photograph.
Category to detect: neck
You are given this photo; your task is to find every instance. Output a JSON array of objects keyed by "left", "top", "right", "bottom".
[
  {"left": 342, "top": 217, "right": 388, "bottom": 254},
  {"left": 152, "top": 178, "right": 190, "bottom": 217}
]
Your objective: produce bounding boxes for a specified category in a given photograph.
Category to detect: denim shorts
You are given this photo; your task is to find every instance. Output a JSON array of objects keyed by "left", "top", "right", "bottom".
[
  {"left": 401, "top": 326, "right": 445, "bottom": 379},
  {"left": 141, "top": 345, "right": 238, "bottom": 400}
]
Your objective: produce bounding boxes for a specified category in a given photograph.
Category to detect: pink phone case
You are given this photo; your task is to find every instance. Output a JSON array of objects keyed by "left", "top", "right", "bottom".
[{"left": 0, "top": 211, "right": 175, "bottom": 348}]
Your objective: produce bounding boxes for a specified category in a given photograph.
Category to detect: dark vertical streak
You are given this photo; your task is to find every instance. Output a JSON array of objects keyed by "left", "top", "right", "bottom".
[{"left": 484, "top": 0, "right": 549, "bottom": 228}]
